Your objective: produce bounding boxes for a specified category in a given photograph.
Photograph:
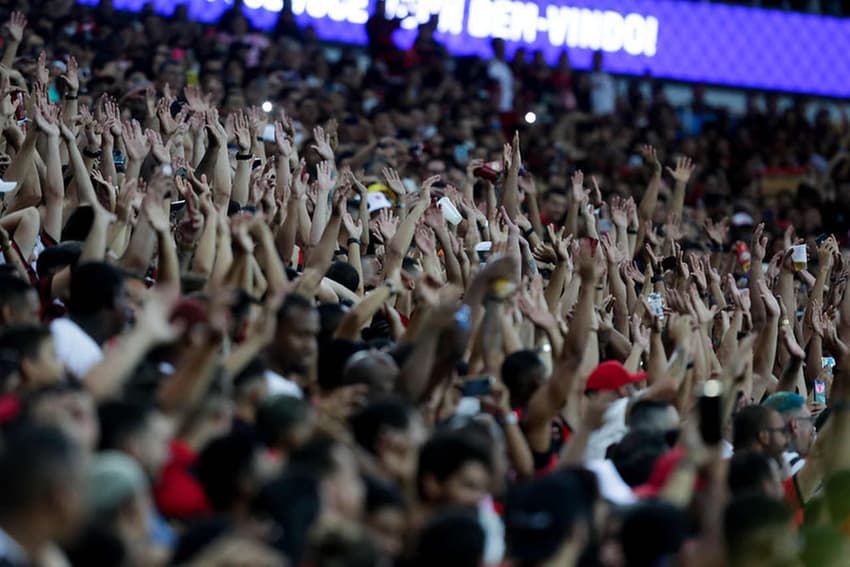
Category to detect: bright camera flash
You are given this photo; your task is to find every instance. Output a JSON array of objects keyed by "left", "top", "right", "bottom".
[
  {"left": 261, "top": 101, "right": 273, "bottom": 113},
  {"left": 524, "top": 111, "right": 537, "bottom": 124}
]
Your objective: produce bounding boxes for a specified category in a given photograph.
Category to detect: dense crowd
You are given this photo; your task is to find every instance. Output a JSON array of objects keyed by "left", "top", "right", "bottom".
[{"left": 0, "top": 1, "right": 848, "bottom": 566}]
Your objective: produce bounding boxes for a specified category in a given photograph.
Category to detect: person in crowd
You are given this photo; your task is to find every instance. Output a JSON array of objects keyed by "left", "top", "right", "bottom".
[
  {"left": 762, "top": 391, "right": 816, "bottom": 475},
  {"left": 0, "top": 2, "right": 846, "bottom": 565}
]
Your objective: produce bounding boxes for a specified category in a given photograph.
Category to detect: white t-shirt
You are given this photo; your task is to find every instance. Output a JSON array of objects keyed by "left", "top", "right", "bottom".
[
  {"left": 586, "top": 396, "right": 630, "bottom": 461},
  {"left": 590, "top": 71, "right": 617, "bottom": 115},
  {"left": 488, "top": 59, "right": 514, "bottom": 112},
  {"left": 50, "top": 317, "right": 103, "bottom": 379},
  {"left": 264, "top": 369, "right": 303, "bottom": 398},
  {"left": 585, "top": 458, "right": 637, "bottom": 506},
  {"left": 784, "top": 451, "right": 806, "bottom": 476}
]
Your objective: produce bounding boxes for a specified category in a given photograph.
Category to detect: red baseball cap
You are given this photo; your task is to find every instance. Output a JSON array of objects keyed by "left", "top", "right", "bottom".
[{"left": 585, "top": 361, "right": 646, "bottom": 392}]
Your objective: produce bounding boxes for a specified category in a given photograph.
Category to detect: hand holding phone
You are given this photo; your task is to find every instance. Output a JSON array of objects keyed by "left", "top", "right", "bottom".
[{"left": 460, "top": 376, "right": 494, "bottom": 397}]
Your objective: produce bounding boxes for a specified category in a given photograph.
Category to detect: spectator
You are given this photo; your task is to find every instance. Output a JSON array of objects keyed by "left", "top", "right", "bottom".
[{"left": 762, "top": 391, "right": 815, "bottom": 475}]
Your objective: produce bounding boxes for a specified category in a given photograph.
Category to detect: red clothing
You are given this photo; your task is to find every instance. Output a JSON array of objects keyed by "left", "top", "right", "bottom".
[
  {"left": 783, "top": 475, "right": 804, "bottom": 527},
  {"left": 153, "top": 440, "right": 212, "bottom": 521}
]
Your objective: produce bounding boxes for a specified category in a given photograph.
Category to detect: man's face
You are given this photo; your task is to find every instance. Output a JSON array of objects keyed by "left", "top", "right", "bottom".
[
  {"left": 368, "top": 505, "right": 407, "bottom": 559},
  {"left": 542, "top": 192, "right": 568, "bottom": 222},
  {"left": 23, "top": 336, "right": 65, "bottom": 388},
  {"left": 275, "top": 307, "right": 320, "bottom": 375},
  {"left": 761, "top": 410, "right": 789, "bottom": 460},
  {"left": 6, "top": 289, "right": 41, "bottom": 325},
  {"left": 440, "top": 461, "right": 491, "bottom": 507},
  {"left": 789, "top": 408, "right": 815, "bottom": 457},
  {"left": 134, "top": 412, "right": 174, "bottom": 482},
  {"left": 380, "top": 414, "right": 426, "bottom": 484},
  {"left": 107, "top": 285, "right": 131, "bottom": 337}
]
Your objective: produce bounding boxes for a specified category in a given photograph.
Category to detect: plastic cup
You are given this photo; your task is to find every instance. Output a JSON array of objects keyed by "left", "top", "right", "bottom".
[
  {"left": 791, "top": 245, "right": 807, "bottom": 272},
  {"left": 438, "top": 197, "right": 462, "bottom": 225}
]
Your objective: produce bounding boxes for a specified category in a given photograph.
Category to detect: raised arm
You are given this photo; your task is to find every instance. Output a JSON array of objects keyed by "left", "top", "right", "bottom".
[{"left": 524, "top": 242, "right": 596, "bottom": 451}]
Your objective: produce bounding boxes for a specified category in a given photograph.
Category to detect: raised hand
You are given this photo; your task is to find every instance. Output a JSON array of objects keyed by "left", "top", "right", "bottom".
[
  {"left": 204, "top": 109, "right": 226, "bottom": 148},
  {"left": 780, "top": 325, "right": 805, "bottom": 359},
  {"left": 518, "top": 290, "right": 557, "bottom": 329},
  {"left": 576, "top": 239, "right": 598, "bottom": 280},
  {"left": 751, "top": 222, "right": 768, "bottom": 262},
  {"left": 5, "top": 11, "right": 27, "bottom": 43},
  {"left": 137, "top": 285, "right": 184, "bottom": 344},
  {"left": 415, "top": 225, "right": 435, "bottom": 256},
  {"left": 570, "top": 169, "right": 585, "bottom": 201},
  {"left": 311, "top": 125, "right": 334, "bottom": 161},
  {"left": 142, "top": 189, "right": 171, "bottom": 234},
  {"left": 123, "top": 119, "right": 150, "bottom": 161},
  {"left": 665, "top": 213, "right": 684, "bottom": 242},
  {"left": 233, "top": 111, "right": 252, "bottom": 153},
  {"left": 689, "top": 255, "right": 707, "bottom": 292},
  {"left": 146, "top": 129, "right": 170, "bottom": 164},
  {"left": 622, "top": 261, "right": 645, "bottom": 285},
  {"left": 184, "top": 85, "right": 211, "bottom": 112},
  {"left": 610, "top": 196, "right": 629, "bottom": 228},
  {"left": 273, "top": 121, "right": 292, "bottom": 157},
  {"left": 666, "top": 155, "right": 695, "bottom": 184},
  {"left": 381, "top": 167, "right": 406, "bottom": 197},
  {"left": 818, "top": 235, "right": 839, "bottom": 271},
  {"left": 35, "top": 51, "right": 49, "bottom": 85},
  {"left": 424, "top": 205, "right": 446, "bottom": 231},
  {"left": 58, "top": 56, "right": 79, "bottom": 96},
  {"left": 32, "top": 100, "right": 59, "bottom": 137},
  {"left": 246, "top": 105, "right": 267, "bottom": 141},
  {"left": 315, "top": 160, "right": 334, "bottom": 193},
  {"left": 641, "top": 144, "right": 662, "bottom": 175},
  {"left": 373, "top": 209, "right": 398, "bottom": 244},
  {"left": 589, "top": 175, "right": 603, "bottom": 207},
  {"left": 756, "top": 279, "right": 780, "bottom": 318},
  {"left": 600, "top": 232, "right": 624, "bottom": 265},
  {"left": 156, "top": 98, "right": 179, "bottom": 137}
]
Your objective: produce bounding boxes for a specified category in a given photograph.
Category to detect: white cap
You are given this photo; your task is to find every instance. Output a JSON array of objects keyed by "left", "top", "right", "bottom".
[
  {"left": 367, "top": 191, "right": 393, "bottom": 214},
  {"left": 0, "top": 179, "right": 17, "bottom": 193}
]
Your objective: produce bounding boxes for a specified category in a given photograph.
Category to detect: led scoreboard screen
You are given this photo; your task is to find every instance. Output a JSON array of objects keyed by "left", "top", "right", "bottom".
[{"left": 80, "top": 0, "right": 850, "bottom": 97}]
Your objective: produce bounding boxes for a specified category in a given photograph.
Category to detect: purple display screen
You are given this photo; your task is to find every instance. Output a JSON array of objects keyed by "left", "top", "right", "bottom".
[{"left": 81, "top": 0, "right": 849, "bottom": 97}]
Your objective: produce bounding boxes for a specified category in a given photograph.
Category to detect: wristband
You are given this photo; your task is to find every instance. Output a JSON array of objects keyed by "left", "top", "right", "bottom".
[
  {"left": 236, "top": 153, "right": 253, "bottom": 161},
  {"left": 502, "top": 412, "right": 519, "bottom": 426},
  {"left": 523, "top": 227, "right": 535, "bottom": 237},
  {"left": 627, "top": 228, "right": 638, "bottom": 235},
  {"left": 347, "top": 237, "right": 361, "bottom": 246},
  {"left": 83, "top": 148, "right": 102, "bottom": 159},
  {"left": 65, "top": 94, "right": 79, "bottom": 100}
]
